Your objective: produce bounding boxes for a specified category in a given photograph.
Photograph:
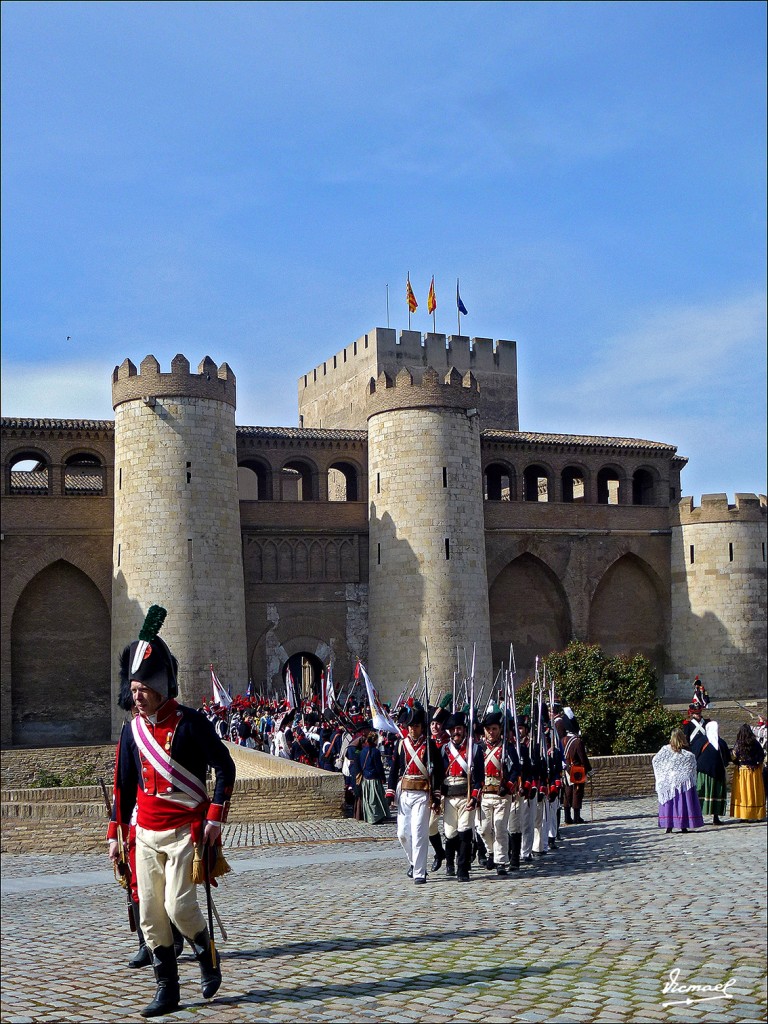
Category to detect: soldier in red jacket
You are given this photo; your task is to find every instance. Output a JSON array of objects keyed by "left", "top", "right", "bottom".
[{"left": 108, "top": 608, "right": 235, "bottom": 1018}]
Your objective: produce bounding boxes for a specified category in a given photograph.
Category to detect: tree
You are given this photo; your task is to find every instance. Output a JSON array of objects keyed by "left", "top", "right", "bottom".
[{"left": 530, "top": 640, "right": 681, "bottom": 755}]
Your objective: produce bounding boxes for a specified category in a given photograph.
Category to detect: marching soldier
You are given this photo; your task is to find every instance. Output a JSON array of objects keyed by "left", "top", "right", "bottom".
[
  {"left": 428, "top": 707, "right": 451, "bottom": 871},
  {"left": 441, "top": 711, "right": 484, "bottom": 882},
  {"left": 479, "top": 709, "right": 520, "bottom": 876},
  {"left": 386, "top": 703, "right": 444, "bottom": 884},
  {"left": 108, "top": 607, "right": 235, "bottom": 1018}
]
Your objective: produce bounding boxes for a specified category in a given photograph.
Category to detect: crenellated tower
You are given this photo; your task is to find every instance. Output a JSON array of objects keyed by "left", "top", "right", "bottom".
[
  {"left": 366, "top": 365, "right": 493, "bottom": 702},
  {"left": 111, "top": 354, "right": 247, "bottom": 736},
  {"left": 669, "top": 492, "right": 767, "bottom": 699}
]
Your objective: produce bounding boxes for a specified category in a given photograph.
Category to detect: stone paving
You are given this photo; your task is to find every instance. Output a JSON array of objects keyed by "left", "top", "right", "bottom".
[{"left": 1, "top": 797, "right": 766, "bottom": 1023}]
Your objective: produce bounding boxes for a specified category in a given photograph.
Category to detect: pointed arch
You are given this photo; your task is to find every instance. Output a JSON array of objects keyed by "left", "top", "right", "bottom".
[
  {"left": 11, "top": 560, "right": 111, "bottom": 744},
  {"left": 488, "top": 552, "right": 572, "bottom": 680},
  {"left": 589, "top": 553, "right": 666, "bottom": 672}
]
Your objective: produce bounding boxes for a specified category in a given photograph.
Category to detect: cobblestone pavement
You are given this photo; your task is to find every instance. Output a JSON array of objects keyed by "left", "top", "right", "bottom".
[{"left": 1, "top": 797, "right": 766, "bottom": 1023}]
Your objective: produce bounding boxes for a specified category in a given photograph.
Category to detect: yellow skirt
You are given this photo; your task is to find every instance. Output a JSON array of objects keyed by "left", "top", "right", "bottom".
[{"left": 730, "top": 765, "right": 766, "bottom": 821}]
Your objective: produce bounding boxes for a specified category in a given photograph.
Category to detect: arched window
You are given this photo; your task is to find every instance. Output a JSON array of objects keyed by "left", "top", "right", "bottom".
[
  {"left": 64, "top": 453, "right": 105, "bottom": 495},
  {"left": 523, "top": 464, "right": 549, "bottom": 502},
  {"left": 328, "top": 462, "right": 359, "bottom": 502},
  {"left": 484, "top": 463, "right": 513, "bottom": 501},
  {"left": 281, "top": 460, "right": 315, "bottom": 501},
  {"left": 561, "top": 466, "right": 586, "bottom": 503},
  {"left": 632, "top": 468, "right": 656, "bottom": 506},
  {"left": 9, "top": 453, "right": 49, "bottom": 495},
  {"left": 238, "top": 459, "right": 272, "bottom": 500},
  {"left": 597, "top": 467, "right": 622, "bottom": 505}
]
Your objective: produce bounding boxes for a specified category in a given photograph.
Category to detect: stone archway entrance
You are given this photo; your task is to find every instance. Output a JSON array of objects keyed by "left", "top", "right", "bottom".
[
  {"left": 11, "top": 560, "right": 111, "bottom": 745},
  {"left": 283, "top": 651, "right": 325, "bottom": 702}
]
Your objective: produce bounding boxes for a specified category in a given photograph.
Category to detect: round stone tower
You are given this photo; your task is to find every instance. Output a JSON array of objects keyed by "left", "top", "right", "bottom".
[
  {"left": 366, "top": 365, "right": 493, "bottom": 702},
  {"left": 669, "top": 492, "right": 767, "bottom": 700},
  {"left": 111, "top": 354, "right": 247, "bottom": 736}
]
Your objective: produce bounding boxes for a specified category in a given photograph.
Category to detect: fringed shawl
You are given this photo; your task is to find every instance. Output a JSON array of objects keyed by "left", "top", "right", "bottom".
[{"left": 651, "top": 745, "right": 697, "bottom": 806}]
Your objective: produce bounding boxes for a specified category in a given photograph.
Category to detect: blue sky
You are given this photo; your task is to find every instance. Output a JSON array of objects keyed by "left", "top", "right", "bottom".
[{"left": 2, "top": 0, "right": 766, "bottom": 500}]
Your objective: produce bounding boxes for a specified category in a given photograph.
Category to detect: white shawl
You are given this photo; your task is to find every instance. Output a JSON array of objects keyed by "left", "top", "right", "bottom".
[{"left": 651, "top": 745, "right": 697, "bottom": 806}]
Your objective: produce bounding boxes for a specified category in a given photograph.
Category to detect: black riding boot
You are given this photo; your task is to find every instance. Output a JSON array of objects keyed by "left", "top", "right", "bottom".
[
  {"left": 509, "top": 832, "right": 522, "bottom": 871},
  {"left": 191, "top": 927, "right": 222, "bottom": 999},
  {"left": 564, "top": 805, "right": 573, "bottom": 825},
  {"left": 445, "top": 835, "right": 458, "bottom": 876},
  {"left": 429, "top": 833, "right": 445, "bottom": 872},
  {"left": 457, "top": 829, "right": 473, "bottom": 881},
  {"left": 140, "top": 946, "right": 180, "bottom": 1018},
  {"left": 171, "top": 922, "right": 184, "bottom": 959},
  {"left": 556, "top": 809, "right": 563, "bottom": 840},
  {"left": 474, "top": 832, "right": 488, "bottom": 867},
  {"left": 129, "top": 924, "right": 153, "bottom": 969}
]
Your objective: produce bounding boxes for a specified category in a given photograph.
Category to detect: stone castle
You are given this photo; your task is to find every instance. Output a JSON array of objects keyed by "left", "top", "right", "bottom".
[{"left": 2, "top": 327, "right": 766, "bottom": 746}]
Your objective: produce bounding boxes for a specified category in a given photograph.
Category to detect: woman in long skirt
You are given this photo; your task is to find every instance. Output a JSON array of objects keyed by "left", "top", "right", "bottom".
[
  {"left": 730, "top": 724, "right": 766, "bottom": 821},
  {"left": 359, "top": 732, "right": 390, "bottom": 824},
  {"left": 652, "top": 728, "right": 704, "bottom": 833}
]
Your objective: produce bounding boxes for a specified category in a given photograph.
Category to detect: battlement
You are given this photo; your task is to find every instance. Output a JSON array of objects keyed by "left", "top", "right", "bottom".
[
  {"left": 111, "top": 354, "right": 236, "bottom": 409},
  {"left": 366, "top": 365, "right": 480, "bottom": 419},
  {"left": 675, "top": 492, "right": 768, "bottom": 525},
  {"left": 299, "top": 327, "right": 517, "bottom": 386},
  {"left": 299, "top": 327, "right": 518, "bottom": 431}
]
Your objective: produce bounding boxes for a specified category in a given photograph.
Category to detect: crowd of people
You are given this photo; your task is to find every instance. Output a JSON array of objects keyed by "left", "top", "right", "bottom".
[
  {"left": 651, "top": 700, "right": 767, "bottom": 833},
  {"left": 108, "top": 604, "right": 767, "bottom": 1021}
]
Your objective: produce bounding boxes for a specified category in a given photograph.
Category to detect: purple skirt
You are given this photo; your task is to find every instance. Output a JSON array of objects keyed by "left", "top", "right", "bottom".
[{"left": 658, "top": 788, "right": 705, "bottom": 830}]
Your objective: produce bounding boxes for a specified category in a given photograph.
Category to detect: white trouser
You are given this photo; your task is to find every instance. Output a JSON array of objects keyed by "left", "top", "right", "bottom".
[
  {"left": 508, "top": 792, "right": 523, "bottom": 834},
  {"left": 548, "top": 796, "right": 560, "bottom": 838},
  {"left": 135, "top": 824, "right": 206, "bottom": 951},
  {"left": 443, "top": 794, "right": 475, "bottom": 839},
  {"left": 532, "top": 797, "right": 548, "bottom": 853},
  {"left": 480, "top": 793, "right": 512, "bottom": 866},
  {"left": 428, "top": 804, "right": 442, "bottom": 838},
  {"left": 397, "top": 789, "right": 431, "bottom": 880},
  {"left": 520, "top": 795, "right": 537, "bottom": 858}
]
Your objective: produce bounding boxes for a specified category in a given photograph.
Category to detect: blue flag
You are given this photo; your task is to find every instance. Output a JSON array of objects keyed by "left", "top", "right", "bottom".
[{"left": 457, "top": 280, "right": 468, "bottom": 315}]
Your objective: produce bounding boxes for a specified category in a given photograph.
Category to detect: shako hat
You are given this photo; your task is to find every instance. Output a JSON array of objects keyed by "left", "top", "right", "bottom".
[
  {"left": 402, "top": 701, "right": 427, "bottom": 727},
  {"left": 119, "top": 605, "right": 178, "bottom": 706},
  {"left": 446, "top": 710, "right": 469, "bottom": 731},
  {"left": 483, "top": 709, "right": 504, "bottom": 729},
  {"left": 431, "top": 707, "right": 451, "bottom": 728}
]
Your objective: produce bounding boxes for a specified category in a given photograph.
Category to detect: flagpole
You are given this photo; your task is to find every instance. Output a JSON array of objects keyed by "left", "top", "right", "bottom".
[
  {"left": 407, "top": 272, "right": 411, "bottom": 331},
  {"left": 457, "top": 278, "right": 461, "bottom": 336},
  {"left": 386, "top": 284, "right": 390, "bottom": 328}
]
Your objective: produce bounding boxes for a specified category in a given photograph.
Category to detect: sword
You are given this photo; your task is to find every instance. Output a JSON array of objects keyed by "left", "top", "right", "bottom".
[{"left": 98, "top": 775, "right": 136, "bottom": 932}]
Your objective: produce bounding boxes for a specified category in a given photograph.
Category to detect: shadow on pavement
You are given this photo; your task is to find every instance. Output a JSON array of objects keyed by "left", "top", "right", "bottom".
[
  {"left": 223, "top": 927, "right": 497, "bottom": 960},
  {"left": 185, "top": 961, "right": 571, "bottom": 1010}
]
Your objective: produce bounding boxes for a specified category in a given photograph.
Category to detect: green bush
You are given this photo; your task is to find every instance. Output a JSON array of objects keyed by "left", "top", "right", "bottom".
[
  {"left": 30, "top": 768, "right": 63, "bottom": 788},
  {"left": 30, "top": 764, "right": 99, "bottom": 788},
  {"left": 516, "top": 640, "right": 682, "bottom": 755}
]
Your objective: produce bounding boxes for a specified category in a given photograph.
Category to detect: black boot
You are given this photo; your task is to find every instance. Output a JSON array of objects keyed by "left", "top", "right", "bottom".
[
  {"left": 556, "top": 809, "right": 563, "bottom": 840},
  {"left": 429, "top": 834, "right": 445, "bottom": 872},
  {"left": 445, "top": 835, "right": 457, "bottom": 876},
  {"left": 140, "top": 946, "right": 180, "bottom": 1018},
  {"left": 474, "top": 833, "right": 488, "bottom": 867},
  {"left": 191, "top": 928, "right": 222, "bottom": 1000},
  {"left": 171, "top": 922, "right": 185, "bottom": 959},
  {"left": 129, "top": 925, "right": 153, "bottom": 969},
  {"left": 509, "top": 832, "right": 522, "bottom": 871},
  {"left": 548, "top": 837, "right": 557, "bottom": 850},
  {"left": 457, "top": 830, "right": 473, "bottom": 882},
  {"left": 564, "top": 806, "right": 573, "bottom": 825}
]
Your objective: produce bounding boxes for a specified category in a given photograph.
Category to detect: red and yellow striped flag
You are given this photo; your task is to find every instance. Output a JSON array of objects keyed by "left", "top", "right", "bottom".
[
  {"left": 406, "top": 276, "right": 418, "bottom": 313},
  {"left": 427, "top": 276, "right": 437, "bottom": 314}
]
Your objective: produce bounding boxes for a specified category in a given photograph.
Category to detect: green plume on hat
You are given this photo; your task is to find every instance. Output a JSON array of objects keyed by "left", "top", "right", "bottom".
[
  {"left": 439, "top": 692, "right": 453, "bottom": 710},
  {"left": 138, "top": 605, "right": 167, "bottom": 642}
]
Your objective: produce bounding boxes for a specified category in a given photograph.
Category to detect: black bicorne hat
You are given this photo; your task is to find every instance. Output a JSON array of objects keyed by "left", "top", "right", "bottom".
[
  {"left": 446, "top": 710, "right": 469, "bottom": 731},
  {"left": 119, "top": 605, "right": 178, "bottom": 704}
]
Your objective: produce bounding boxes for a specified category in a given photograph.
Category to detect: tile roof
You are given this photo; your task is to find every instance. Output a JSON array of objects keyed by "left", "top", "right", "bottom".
[
  {"left": 237, "top": 425, "right": 368, "bottom": 442},
  {"left": 2, "top": 418, "right": 114, "bottom": 432},
  {"left": 481, "top": 430, "right": 678, "bottom": 452}
]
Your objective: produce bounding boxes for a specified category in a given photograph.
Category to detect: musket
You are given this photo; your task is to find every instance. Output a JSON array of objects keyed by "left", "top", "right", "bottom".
[
  {"left": 424, "top": 641, "right": 434, "bottom": 800},
  {"left": 467, "top": 643, "right": 476, "bottom": 802},
  {"left": 203, "top": 840, "right": 218, "bottom": 971},
  {"left": 509, "top": 644, "right": 521, "bottom": 758},
  {"left": 98, "top": 775, "right": 136, "bottom": 932}
]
